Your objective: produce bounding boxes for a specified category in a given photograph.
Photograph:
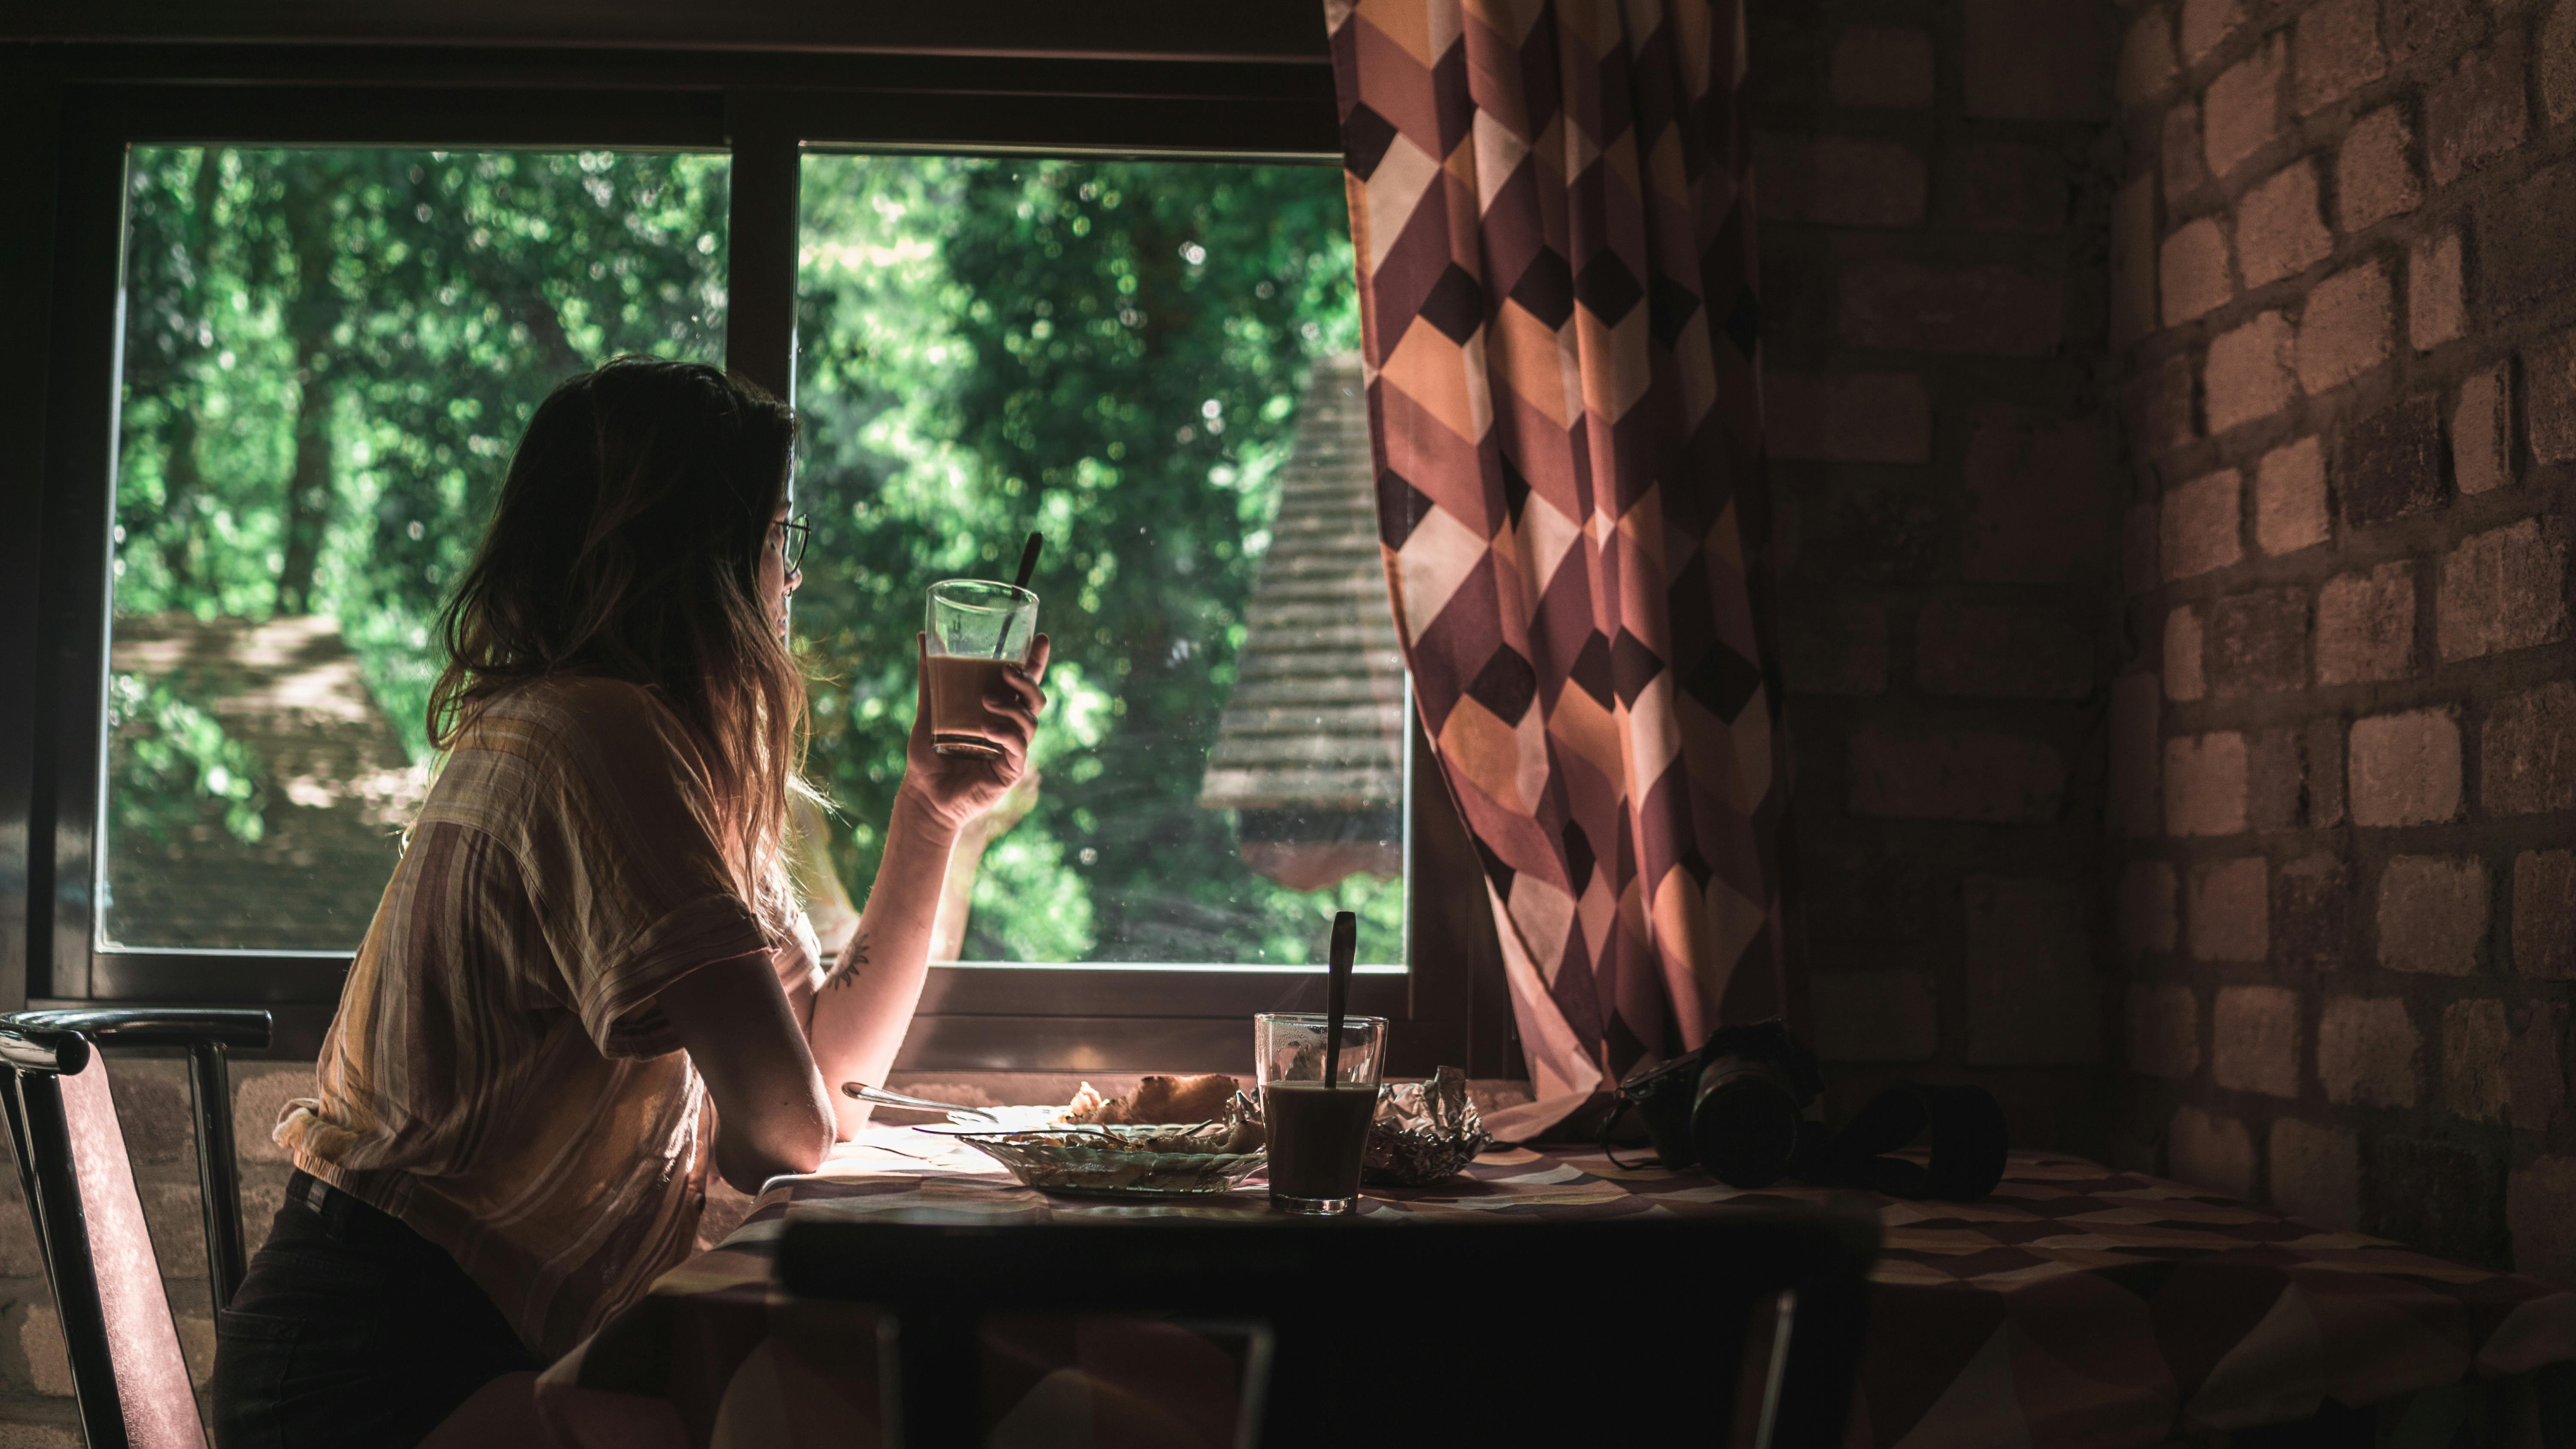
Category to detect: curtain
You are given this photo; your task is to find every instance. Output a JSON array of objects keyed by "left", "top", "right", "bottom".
[{"left": 1328, "top": 0, "right": 1790, "bottom": 1138}]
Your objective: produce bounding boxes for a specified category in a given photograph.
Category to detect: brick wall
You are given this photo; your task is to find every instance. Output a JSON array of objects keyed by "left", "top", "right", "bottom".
[
  {"left": 2109, "top": 0, "right": 2576, "bottom": 1276},
  {"left": 0, "top": 1060, "right": 307, "bottom": 1438},
  {"left": 1753, "top": 0, "right": 2132, "bottom": 1152}
]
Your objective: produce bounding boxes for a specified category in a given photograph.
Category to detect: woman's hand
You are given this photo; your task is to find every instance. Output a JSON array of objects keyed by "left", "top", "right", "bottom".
[{"left": 896, "top": 631, "right": 1050, "bottom": 835}]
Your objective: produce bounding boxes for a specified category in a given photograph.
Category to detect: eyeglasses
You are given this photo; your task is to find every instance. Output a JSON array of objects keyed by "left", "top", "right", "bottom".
[{"left": 774, "top": 514, "right": 810, "bottom": 574}]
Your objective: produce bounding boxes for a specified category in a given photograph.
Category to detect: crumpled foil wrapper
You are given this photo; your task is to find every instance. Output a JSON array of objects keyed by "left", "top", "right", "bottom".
[{"left": 1364, "top": 1067, "right": 1492, "bottom": 1186}]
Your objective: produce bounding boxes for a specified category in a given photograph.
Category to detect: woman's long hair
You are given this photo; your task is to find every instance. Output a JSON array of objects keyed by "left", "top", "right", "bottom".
[{"left": 428, "top": 356, "right": 803, "bottom": 906}]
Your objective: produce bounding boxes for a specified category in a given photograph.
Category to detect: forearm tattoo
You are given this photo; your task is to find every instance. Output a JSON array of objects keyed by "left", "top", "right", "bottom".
[{"left": 823, "top": 933, "right": 871, "bottom": 992}]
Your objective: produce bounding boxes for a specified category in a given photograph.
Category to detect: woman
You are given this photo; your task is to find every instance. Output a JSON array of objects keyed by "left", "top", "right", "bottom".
[{"left": 210, "top": 357, "right": 1046, "bottom": 1447}]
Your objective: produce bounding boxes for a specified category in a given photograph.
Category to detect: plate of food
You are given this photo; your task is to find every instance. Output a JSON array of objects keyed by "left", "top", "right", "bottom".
[{"left": 916, "top": 1074, "right": 1268, "bottom": 1197}]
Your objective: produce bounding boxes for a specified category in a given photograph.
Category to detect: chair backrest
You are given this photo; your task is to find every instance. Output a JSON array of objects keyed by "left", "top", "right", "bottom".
[
  {"left": 0, "top": 1008, "right": 272, "bottom": 1449},
  {"left": 780, "top": 1202, "right": 1880, "bottom": 1449}
]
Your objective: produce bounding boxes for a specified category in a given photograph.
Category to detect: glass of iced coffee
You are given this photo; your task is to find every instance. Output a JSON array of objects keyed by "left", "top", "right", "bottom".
[
  {"left": 1255, "top": 1011, "right": 1386, "bottom": 1214},
  {"left": 923, "top": 579, "right": 1039, "bottom": 758}
]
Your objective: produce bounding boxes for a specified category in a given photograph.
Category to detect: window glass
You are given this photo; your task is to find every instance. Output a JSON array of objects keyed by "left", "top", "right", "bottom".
[
  {"left": 103, "top": 145, "right": 732, "bottom": 950},
  {"left": 794, "top": 155, "right": 1402, "bottom": 967}
]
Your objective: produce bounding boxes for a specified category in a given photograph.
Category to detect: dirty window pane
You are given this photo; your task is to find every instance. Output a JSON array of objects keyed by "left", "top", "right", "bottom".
[
  {"left": 102, "top": 146, "right": 732, "bottom": 949},
  {"left": 794, "top": 155, "right": 1403, "bottom": 967}
]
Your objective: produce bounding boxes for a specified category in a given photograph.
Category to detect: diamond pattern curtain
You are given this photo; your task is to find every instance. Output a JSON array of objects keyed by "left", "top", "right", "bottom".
[{"left": 1327, "top": 0, "right": 1791, "bottom": 1137}]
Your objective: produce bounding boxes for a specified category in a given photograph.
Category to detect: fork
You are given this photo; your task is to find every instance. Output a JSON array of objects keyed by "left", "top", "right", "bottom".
[{"left": 840, "top": 1081, "right": 1003, "bottom": 1123}]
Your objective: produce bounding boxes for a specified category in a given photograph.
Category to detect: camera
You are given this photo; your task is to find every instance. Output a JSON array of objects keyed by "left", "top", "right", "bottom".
[{"left": 1611, "top": 1019, "right": 1822, "bottom": 1188}]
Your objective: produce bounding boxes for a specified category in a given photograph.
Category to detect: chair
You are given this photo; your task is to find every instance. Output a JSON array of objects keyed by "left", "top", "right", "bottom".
[
  {"left": 0, "top": 1007, "right": 274, "bottom": 1449},
  {"left": 781, "top": 1201, "right": 1881, "bottom": 1449}
]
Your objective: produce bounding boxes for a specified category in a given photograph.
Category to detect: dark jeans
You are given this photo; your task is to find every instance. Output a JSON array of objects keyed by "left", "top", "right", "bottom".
[{"left": 211, "top": 1171, "right": 539, "bottom": 1449}]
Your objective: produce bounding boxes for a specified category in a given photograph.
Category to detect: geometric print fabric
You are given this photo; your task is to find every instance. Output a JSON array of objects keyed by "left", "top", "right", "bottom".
[{"left": 1328, "top": 0, "right": 1792, "bottom": 1131}]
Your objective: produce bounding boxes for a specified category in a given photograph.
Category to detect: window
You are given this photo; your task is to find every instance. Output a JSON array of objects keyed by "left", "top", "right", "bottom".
[
  {"left": 792, "top": 155, "right": 1404, "bottom": 970},
  {"left": 100, "top": 145, "right": 732, "bottom": 952}
]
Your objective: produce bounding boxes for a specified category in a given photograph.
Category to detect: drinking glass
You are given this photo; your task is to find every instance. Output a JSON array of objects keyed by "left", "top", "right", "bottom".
[
  {"left": 1255, "top": 1011, "right": 1387, "bottom": 1214},
  {"left": 923, "top": 579, "right": 1039, "bottom": 758}
]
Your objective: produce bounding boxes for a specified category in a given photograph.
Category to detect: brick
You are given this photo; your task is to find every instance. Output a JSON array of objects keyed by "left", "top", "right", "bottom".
[
  {"left": 1841, "top": 260, "right": 2065, "bottom": 355},
  {"left": 2410, "top": 232, "right": 2464, "bottom": 352},
  {"left": 0, "top": 1425, "right": 81, "bottom": 1449},
  {"left": 2479, "top": 165, "right": 2576, "bottom": 323},
  {"left": 2113, "top": 673, "right": 2163, "bottom": 837},
  {"left": 1782, "top": 597, "right": 1889, "bottom": 695},
  {"left": 2517, "top": 850, "right": 2576, "bottom": 978},
  {"left": 2427, "top": 33, "right": 2530, "bottom": 188},
  {"left": 2121, "top": 7, "right": 2179, "bottom": 106},
  {"left": 2167, "top": 731, "right": 2250, "bottom": 836},
  {"left": 1832, "top": 27, "right": 1935, "bottom": 109},
  {"left": 2309, "top": 717, "right": 2348, "bottom": 827},
  {"left": 2205, "top": 35, "right": 2287, "bottom": 178},
  {"left": 2277, "top": 852, "right": 2352, "bottom": 969},
  {"left": 1767, "top": 372, "right": 1932, "bottom": 463},
  {"left": 106, "top": 1058, "right": 192, "bottom": 1166},
  {"left": 1814, "top": 970, "right": 1938, "bottom": 1061},
  {"left": 1757, "top": 135, "right": 1929, "bottom": 228},
  {"left": 2248, "top": 727, "right": 2306, "bottom": 831},
  {"left": 2439, "top": 518, "right": 2571, "bottom": 661},
  {"left": 2548, "top": 0, "right": 2576, "bottom": 126},
  {"left": 2509, "top": 1156, "right": 2576, "bottom": 1285},
  {"left": 1964, "top": 0, "right": 2114, "bottom": 120},
  {"left": 2336, "top": 107, "right": 2421, "bottom": 231},
  {"left": 1849, "top": 730, "right": 2066, "bottom": 822},
  {"left": 2128, "top": 981, "right": 2198, "bottom": 1077},
  {"left": 2377, "top": 855, "right": 2488, "bottom": 973},
  {"left": 2320, "top": 996, "right": 2421, "bottom": 1106},
  {"left": 2182, "top": 0, "right": 2243, "bottom": 62},
  {"left": 2124, "top": 860, "right": 2181, "bottom": 955},
  {"left": 2193, "top": 857, "right": 2272, "bottom": 962},
  {"left": 2208, "top": 586, "right": 2310, "bottom": 696},
  {"left": 2445, "top": 998, "right": 2510, "bottom": 1121},
  {"left": 2350, "top": 707, "right": 2462, "bottom": 825},
  {"left": 21, "top": 1304, "right": 71, "bottom": 1397},
  {"left": 2254, "top": 437, "right": 2329, "bottom": 555},
  {"left": 2164, "top": 103, "right": 2210, "bottom": 203},
  {"left": 2339, "top": 394, "right": 2443, "bottom": 527},
  {"left": 2271, "top": 1118, "right": 2361, "bottom": 1230},
  {"left": 2318, "top": 563, "right": 2416, "bottom": 684},
  {"left": 2512, "top": 1000, "right": 2567, "bottom": 1131},
  {"left": 1917, "top": 601, "right": 2093, "bottom": 699},
  {"left": 2376, "top": 1137, "right": 2506, "bottom": 1262},
  {"left": 2453, "top": 363, "right": 2511, "bottom": 494},
  {"left": 2298, "top": 261, "right": 2393, "bottom": 394},
  {"left": 233, "top": 1066, "right": 315, "bottom": 1163},
  {"left": 2166, "top": 605, "right": 2207, "bottom": 700},
  {"left": 1962, "top": 876, "right": 2099, "bottom": 1065},
  {"left": 1968, "top": 144, "right": 2071, "bottom": 234},
  {"left": 2160, "top": 218, "right": 2236, "bottom": 325},
  {"left": 2112, "top": 173, "right": 2157, "bottom": 345},
  {"left": 2163, "top": 468, "right": 2242, "bottom": 579},
  {"left": 2531, "top": 326, "right": 2576, "bottom": 465},
  {"left": 2388, "top": 0, "right": 2483, "bottom": 65},
  {"left": 2127, "top": 352, "right": 2199, "bottom": 454},
  {"left": 2237, "top": 162, "right": 2333, "bottom": 287},
  {"left": 1962, "top": 409, "right": 2104, "bottom": 583},
  {"left": 2215, "top": 984, "right": 2300, "bottom": 1094},
  {"left": 2297, "top": 0, "right": 2389, "bottom": 114},
  {"left": 2169, "top": 1105, "right": 2254, "bottom": 1196},
  {"left": 2483, "top": 682, "right": 2576, "bottom": 814},
  {"left": 2204, "top": 311, "right": 2297, "bottom": 434}
]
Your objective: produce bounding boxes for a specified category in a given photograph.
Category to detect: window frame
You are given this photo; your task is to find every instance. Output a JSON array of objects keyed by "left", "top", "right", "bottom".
[{"left": 10, "top": 41, "right": 1516, "bottom": 1078}]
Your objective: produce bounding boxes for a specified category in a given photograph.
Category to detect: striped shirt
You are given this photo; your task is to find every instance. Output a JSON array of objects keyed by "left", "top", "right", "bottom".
[{"left": 276, "top": 676, "right": 819, "bottom": 1359}]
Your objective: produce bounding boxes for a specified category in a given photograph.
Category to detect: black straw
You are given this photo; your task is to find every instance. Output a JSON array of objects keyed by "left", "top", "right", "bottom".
[
  {"left": 995, "top": 531, "right": 1043, "bottom": 659},
  {"left": 1323, "top": 909, "right": 1355, "bottom": 1089}
]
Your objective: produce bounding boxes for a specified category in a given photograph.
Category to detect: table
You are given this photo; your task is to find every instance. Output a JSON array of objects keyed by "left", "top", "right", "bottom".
[{"left": 533, "top": 1130, "right": 2576, "bottom": 1449}]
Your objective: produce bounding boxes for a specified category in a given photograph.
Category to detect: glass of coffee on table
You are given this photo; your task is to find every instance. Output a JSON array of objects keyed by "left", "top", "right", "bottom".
[
  {"left": 1255, "top": 1011, "right": 1386, "bottom": 1215},
  {"left": 923, "top": 578, "right": 1039, "bottom": 758}
]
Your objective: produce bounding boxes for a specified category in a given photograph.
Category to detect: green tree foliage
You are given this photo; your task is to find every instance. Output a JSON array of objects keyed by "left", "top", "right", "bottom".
[{"left": 110, "top": 145, "right": 1399, "bottom": 965}]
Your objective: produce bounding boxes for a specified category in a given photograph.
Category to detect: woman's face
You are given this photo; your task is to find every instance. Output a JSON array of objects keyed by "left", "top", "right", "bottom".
[{"left": 759, "top": 501, "right": 801, "bottom": 640}]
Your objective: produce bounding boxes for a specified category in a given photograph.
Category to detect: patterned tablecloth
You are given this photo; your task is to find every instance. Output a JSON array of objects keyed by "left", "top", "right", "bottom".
[{"left": 534, "top": 1130, "right": 2576, "bottom": 1449}]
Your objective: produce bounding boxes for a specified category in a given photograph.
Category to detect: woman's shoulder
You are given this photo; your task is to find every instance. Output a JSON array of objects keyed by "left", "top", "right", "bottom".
[{"left": 456, "top": 676, "right": 699, "bottom": 773}]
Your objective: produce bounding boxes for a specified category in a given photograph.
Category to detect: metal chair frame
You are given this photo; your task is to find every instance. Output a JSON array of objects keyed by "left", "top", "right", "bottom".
[
  {"left": 781, "top": 1201, "right": 1881, "bottom": 1449},
  {"left": 0, "top": 1007, "right": 273, "bottom": 1449}
]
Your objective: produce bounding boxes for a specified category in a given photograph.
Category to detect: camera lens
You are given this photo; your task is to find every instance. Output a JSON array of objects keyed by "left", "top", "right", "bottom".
[{"left": 1690, "top": 1069, "right": 1802, "bottom": 1188}]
